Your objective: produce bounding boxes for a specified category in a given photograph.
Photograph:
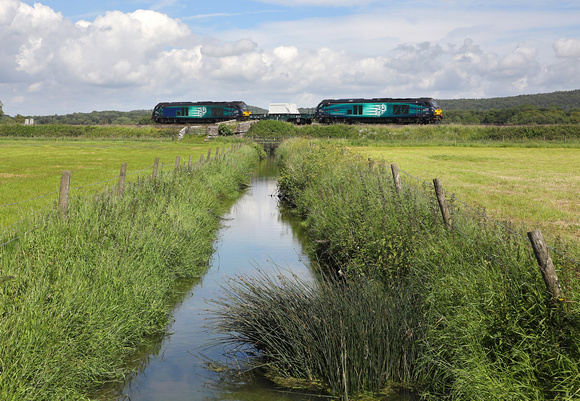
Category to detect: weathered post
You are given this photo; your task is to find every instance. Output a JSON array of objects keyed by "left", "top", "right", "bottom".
[
  {"left": 368, "top": 158, "right": 375, "bottom": 171},
  {"left": 188, "top": 155, "right": 193, "bottom": 170},
  {"left": 433, "top": 178, "right": 452, "bottom": 229},
  {"left": 391, "top": 163, "right": 402, "bottom": 193},
  {"left": 58, "top": 170, "right": 71, "bottom": 218},
  {"left": 199, "top": 154, "right": 204, "bottom": 166},
  {"left": 118, "top": 163, "right": 127, "bottom": 197},
  {"left": 175, "top": 156, "right": 181, "bottom": 170},
  {"left": 207, "top": 148, "right": 212, "bottom": 160},
  {"left": 152, "top": 157, "right": 159, "bottom": 179},
  {"left": 528, "top": 229, "right": 562, "bottom": 301},
  {"left": 215, "top": 147, "right": 220, "bottom": 159}
]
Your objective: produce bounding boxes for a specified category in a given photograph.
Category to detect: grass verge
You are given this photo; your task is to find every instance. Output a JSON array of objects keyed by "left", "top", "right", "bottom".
[
  {"left": 0, "top": 143, "right": 261, "bottom": 400},
  {"left": 210, "top": 138, "right": 580, "bottom": 400}
]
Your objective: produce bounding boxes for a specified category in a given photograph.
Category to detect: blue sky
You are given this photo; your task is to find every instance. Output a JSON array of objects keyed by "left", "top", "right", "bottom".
[{"left": 2, "top": 0, "right": 580, "bottom": 115}]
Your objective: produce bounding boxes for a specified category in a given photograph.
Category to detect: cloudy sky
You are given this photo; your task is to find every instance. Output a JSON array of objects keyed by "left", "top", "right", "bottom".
[{"left": 1, "top": 0, "right": 580, "bottom": 116}]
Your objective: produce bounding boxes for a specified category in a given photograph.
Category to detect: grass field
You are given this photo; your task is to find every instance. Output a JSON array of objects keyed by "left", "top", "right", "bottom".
[
  {"left": 0, "top": 136, "right": 231, "bottom": 229},
  {"left": 356, "top": 146, "right": 580, "bottom": 246}
]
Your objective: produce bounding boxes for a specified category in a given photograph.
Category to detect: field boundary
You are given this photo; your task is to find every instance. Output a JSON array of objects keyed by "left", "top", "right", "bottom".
[{"left": 0, "top": 144, "right": 240, "bottom": 247}]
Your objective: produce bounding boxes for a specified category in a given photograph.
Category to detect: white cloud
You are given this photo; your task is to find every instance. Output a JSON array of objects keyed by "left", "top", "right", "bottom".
[
  {"left": 554, "top": 38, "right": 580, "bottom": 58},
  {"left": 1, "top": 0, "right": 579, "bottom": 115}
]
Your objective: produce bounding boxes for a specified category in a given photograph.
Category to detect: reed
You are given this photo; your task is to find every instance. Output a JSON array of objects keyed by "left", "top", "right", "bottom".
[
  {"left": 210, "top": 138, "right": 580, "bottom": 400},
  {"left": 0, "top": 144, "right": 259, "bottom": 399}
]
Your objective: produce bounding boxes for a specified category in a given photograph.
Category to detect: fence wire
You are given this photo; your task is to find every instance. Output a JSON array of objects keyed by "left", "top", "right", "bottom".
[{"left": 395, "top": 165, "right": 580, "bottom": 268}]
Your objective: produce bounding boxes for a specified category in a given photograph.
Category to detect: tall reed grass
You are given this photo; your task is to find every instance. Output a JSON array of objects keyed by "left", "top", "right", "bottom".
[
  {"left": 210, "top": 138, "right": 580, "bottom": 400},
  {"left": 0, "top": 144, "right": 260, "bottom": 400}
]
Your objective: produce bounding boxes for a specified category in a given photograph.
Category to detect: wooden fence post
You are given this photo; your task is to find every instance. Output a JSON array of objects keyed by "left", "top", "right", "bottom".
[
  {"left": 207, "top": 148, "right": 212, "bottom": 160},
  {"left": 215, "top": 147, "right": 220, "bottom": 159},
  {"left": 199, "top": 154, "right": 204, "bottom": 166},
  {"left": 118, "top": 163, "right": 127, "bottom": 197},
  {"left": 188, "top": 155, "right": 193, "bottom": 170},
  {"left": 368, "top": 158, "right": 375, "bottom": 171},
  {"left": 152, "top": 157, "right": 159, "bottom": 179},
  {"left": 528, "top": 229, "right": 563, "bottom": 300},
  {"left": 175, "top": 156, "right": 181, "bottom": 170},
  {"left": 58, "top": 170, "right": 71, "bottom": 218},
  {"left": 433, "top": 178, "right": 452, "bottom": 229},
  {"left": 391, "top": 163, "right": 402, "bottom": 193}
]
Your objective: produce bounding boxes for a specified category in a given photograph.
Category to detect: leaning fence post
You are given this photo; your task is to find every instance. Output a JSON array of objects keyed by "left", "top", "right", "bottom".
[
  {"left": 215, "top": 147, "right": 220, "bottom": 159},
  {"left": 391, "top": 163, "right": 402, "bottom": 193},
  {"left": 433, "top": 178, "right": 452, "bottom": 229},
  {"left": 188, "top": 155, "right": 193, "bottom": 170},
  {"left": 207, "top": 148, "right": 212, "bottom": 161},
  {"left": 528, "top": 229, "right": 563, "bottom": 301},
  {"left": 152, "top": 157, "right": 159, "bottom": 179},
  {"left": 58, "top": 170, "right": 71, "bottom": 218},
  {"left": 199, "top": 154, "right": 204, "bottom": 166},
  {"left": 118, "top": 163, "right": 127, "bottom": 197},
  {"left": 175, "top": 156, "right": 181, "bottom": 170}
]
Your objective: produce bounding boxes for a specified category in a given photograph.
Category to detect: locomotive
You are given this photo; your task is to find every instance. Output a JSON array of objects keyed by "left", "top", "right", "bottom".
[
  {"left": 152, "top": 101, "right": 251, "bottom": 124},
  {"left": 314, "top": 98, "right": 442, "bottom": 124}
]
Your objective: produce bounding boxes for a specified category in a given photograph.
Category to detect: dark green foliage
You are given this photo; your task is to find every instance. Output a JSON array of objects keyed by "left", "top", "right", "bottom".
[
  {"left": 218, "top": 123, "right": 235, "bottom": 136},
  {"left": 0, "top": 124, "right": 181, "bottom": 138},
  {"left": 246, "top": 120, "right": 298, "bottom": 138},
  {"left": 215, "top": 138, "right": 580, "bottom": 400},
  {"left": 439, "top": 89, "right": 580, "bottom": 111}
]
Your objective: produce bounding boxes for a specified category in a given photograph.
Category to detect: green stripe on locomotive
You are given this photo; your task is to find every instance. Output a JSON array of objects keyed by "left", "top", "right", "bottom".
[{"left": 319, "top": 102, "right": 427, "bottom": 118}]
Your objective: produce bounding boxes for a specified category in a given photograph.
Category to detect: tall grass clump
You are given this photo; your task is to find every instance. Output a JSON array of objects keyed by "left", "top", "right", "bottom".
[
  {"left": 211, "top": 138, "right": 580, "bottom": 400},
  {"left": 0, "top": 144, "right": 260, "bottom": 400}
]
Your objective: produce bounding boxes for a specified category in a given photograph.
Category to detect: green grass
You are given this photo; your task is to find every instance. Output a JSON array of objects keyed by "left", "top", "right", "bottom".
[
  {"left": 210, "top": 138, "right": 580, "bottom": 400},
  {"left": 0, "top": 136, "right": 235, "bottom": 229},
  {"left": 0, "top": 142, "right": 261, "bottom": 400},
  {"left": 355, "top": 146, "right": 580, "bottom": 246}
]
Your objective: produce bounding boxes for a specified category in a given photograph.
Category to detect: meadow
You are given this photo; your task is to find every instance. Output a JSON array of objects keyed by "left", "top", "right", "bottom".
[
  {"left": 0, "top": 136, "right": 234, "bottom": 230},
  {"left": 356, "top": 146, "right": 580, "bottom": 246}
]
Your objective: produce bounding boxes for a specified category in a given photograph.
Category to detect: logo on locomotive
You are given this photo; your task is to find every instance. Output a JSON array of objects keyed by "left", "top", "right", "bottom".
[
  {"left": 192, "top": 107, "right": 207, "bottom": 118},
  {"left": 369, "top": 104, "right": 387, "bottom": 117}
]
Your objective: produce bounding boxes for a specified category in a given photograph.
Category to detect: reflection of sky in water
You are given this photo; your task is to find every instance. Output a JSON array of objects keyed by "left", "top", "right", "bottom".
[{"left": 117, "top": 171, "right": 317, "bottom": 401}]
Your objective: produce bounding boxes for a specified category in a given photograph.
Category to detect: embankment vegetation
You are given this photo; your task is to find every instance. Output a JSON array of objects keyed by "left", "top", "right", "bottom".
[
  {"left": 0, "top": 124, "right": 181, "bottom": 138},
  {"left": 210, "top": 139, "right": 580, "bottom": 400},
  {"left": 247, "top": 120, "right": 580, "bottom": 145},
  {"left": 0, "top": 144, "right": 261, "bottom": 400}
]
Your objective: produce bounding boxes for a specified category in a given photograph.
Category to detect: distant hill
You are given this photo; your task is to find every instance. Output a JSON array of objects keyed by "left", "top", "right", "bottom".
[{"left": 438, "top": 89, "right": 580, "bottom": 111}]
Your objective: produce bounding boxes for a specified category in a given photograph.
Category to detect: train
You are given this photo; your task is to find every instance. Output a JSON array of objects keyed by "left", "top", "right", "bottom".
[
  {"left": 151, "top": 97, "right": 442, "bottom": 125},
  {"left": 314, "top": 98, "right": 442, "bottom": 124},
  {"left": 152, "top": 101, "right": 251, "bottom": 124}
]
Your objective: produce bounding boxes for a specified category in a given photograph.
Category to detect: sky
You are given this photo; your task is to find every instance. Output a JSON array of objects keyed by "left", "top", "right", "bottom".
[{"left": 1, "top": 0, "right": 580, "bottom": 116}]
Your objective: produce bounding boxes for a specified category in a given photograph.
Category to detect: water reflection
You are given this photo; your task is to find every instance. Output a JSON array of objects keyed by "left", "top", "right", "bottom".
[{"left": 98, "top": 158, "right": 325, "bottom": 400}]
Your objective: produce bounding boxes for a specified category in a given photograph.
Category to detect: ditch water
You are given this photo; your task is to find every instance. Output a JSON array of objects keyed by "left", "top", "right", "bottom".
[{"left": 96, "top": 157, "right": 412, "bottom": 401}]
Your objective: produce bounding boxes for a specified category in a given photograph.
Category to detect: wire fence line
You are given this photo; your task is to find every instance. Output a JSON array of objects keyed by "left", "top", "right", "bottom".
[
  {"left": 393, "top": 164, "right": 580, "bottom": 268},
  {"left": 0, "top": 146, "right": 240, "bottom": 248},
  {"left": 0, "top": 163, "right": 158, "bottom": 246}
]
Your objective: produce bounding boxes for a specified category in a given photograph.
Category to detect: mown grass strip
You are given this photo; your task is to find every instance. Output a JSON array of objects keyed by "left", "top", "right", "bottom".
[{"left": 0, "top": 143, "right": 261, "bottom": 400}]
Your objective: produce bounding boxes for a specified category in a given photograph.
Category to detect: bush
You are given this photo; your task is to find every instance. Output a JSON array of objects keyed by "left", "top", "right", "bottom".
[{"left": 218, "top": 123, "right": 235, "bottom": 136}]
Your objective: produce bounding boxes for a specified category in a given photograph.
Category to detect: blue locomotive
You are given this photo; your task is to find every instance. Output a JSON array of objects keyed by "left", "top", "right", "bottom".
[
  {"left": 152, "top": 101, "right": 251, "bottom": 124},
  {"left": 314, "top": 98, "right": 442, "bottom": 124}
]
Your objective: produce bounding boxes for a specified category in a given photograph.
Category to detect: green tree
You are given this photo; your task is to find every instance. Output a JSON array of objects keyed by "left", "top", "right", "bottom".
[{"left": 0, "top": 100, "right": 4, "bottom": 119}]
